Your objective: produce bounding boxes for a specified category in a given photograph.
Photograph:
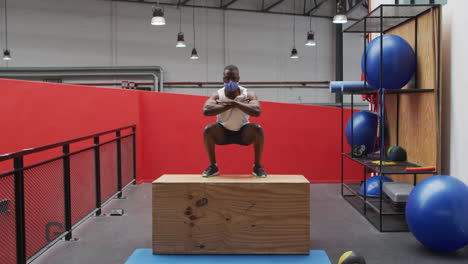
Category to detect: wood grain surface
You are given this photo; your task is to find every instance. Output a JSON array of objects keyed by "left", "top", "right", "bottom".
[
  {"left": 384, "top": 7, "right": 440, "bottom": 183},
  {"left": 153, "top": 174, "right": 310, "bottom": 254}
]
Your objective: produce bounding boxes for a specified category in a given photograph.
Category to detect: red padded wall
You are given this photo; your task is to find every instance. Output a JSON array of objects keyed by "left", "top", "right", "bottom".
[
  {"left": 0, "top": 79, "right": 364, "bottom": 264},
  {"left": 137, "top": 92, "right": 361, "bottom": 183},
  {"left": 0, "top": 78, "right": 362, "bottom": 183},
  {"left": 0, "top": 79, "right": 139, "bottom": 174},
  {"left": 0, "top": 79, "right": 140, "bottom": 263}
]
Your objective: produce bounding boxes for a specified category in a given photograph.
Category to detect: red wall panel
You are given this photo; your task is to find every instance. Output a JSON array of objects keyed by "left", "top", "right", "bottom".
[
  {"left": 0, "top": 79, "right": 139, "bottom": 174},
  {"left": 0, "top": 79, "right": 140, "bottom": 263},
  {"left": 0, "top": 80, "right": 365, "bottom": 264},
  {"left": 137, "top": 91, "right": 360, "bottom": 183},
  {"left": 0, "top": 79, "right": 362, "bottom": 184}
]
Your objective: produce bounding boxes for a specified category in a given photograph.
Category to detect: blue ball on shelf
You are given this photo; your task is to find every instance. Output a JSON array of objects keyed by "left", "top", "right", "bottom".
[
  {"left": 360, "top": 175, "right": 393, "bottom": 197},
  {"left": 361, "top": 34, "right": 415, "bottom": 90},
  {"left": 345, "top": 111, "right": 379, "bottom": 155}
]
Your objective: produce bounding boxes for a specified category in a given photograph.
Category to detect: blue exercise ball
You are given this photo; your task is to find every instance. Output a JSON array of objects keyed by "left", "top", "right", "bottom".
[
  {"left": 406, "top": 175, "right": 468, "bottom": 251},
  {"left": 361, "top": 34, "right": 415, "bottom": 90},
  {"left": 345, "top": 111, "right": 379, "bottom": 154},
  {"left": 360, "top": 175, "right": 393, "bottom": 197}
]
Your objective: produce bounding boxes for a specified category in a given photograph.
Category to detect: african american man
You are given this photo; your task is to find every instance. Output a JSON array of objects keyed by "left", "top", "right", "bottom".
[{"left": 202, "top": 65, "right": 267, "bottom": 177}]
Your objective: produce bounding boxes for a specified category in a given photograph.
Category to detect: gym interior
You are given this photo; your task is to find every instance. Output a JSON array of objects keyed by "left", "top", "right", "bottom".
[{"left": 0, "top": 0, "right": 467, "bottom": 264}]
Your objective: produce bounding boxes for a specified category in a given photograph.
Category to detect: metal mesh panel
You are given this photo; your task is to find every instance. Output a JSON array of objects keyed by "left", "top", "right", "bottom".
[
  {"left": 344, "top": 5, "right": 434, "bottom": 33},
  {"left": 121, "top": 136, "right": 134, "bottom": 186},
  {"left": 368, "top": 5, "right": 432, "bottom": 18},
  {"left": 70, "top": 149, "right": 95, "bottom": 225},
  {"left": 344, "top": 17, "right": 407, "bottom": 32},
  {"left": 0, "top": 173, "right": 16, "bottom": 264},
  {"left": 24, "top": 159, "right": 65, "bottom": 259},
  {"left": 100, "top": 142, "right": 117, "bottom": 203}
]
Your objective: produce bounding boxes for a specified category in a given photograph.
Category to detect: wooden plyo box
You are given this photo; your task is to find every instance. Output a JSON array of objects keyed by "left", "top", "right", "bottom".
[{"left": 152, "top": 174, "right": 310, "bottom": 255}]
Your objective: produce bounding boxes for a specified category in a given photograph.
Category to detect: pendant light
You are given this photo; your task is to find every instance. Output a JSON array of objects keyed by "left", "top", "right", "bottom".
[
  {"left": 3, "top": 0, "right": 11, "bottom": 61},
  {"left": 3, "top": 49, "right": 11, "bottom": 60},
  {"left": 305, "top": 1, "right": 316, "bottom": 47},
  {"left": 176, "top": 7, "right": 186, "bottom": 47},
  {"left": 333, "top": 0, "right": 348, "bottom": 24},
  {"left": 151, "top": 0, "right": 166, "bottom": 26},
  {"left": 305, "top": 32, "right": 316, "bottom": 46},
  {"left": 190, "top": 2, "right": 199, "bottom": 59},
  {"left": 290, "top": 0, "right": 298, "bottom": 59}
]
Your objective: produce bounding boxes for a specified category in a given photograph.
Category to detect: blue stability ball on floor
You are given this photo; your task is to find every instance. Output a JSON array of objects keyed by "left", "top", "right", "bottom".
[
  {"left": 361, "top": 34, "right": 415, "bottom": 90},
  {"left": 346, "top": 111, "right": 379, "bottom": 154},
  {"left": 406, "top": 175, "right": 468, "bottom": 251},
  {"left": 360, "top": 175, "right": 393, "bottom": 197}
]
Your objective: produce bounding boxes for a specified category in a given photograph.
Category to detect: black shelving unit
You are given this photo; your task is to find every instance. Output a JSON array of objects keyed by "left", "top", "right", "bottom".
[{"left": 340, "top": 4, "right": 440, "bottom": 232}]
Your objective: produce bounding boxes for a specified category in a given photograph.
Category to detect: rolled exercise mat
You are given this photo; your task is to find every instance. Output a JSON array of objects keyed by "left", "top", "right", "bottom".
[
  {"left": 405, "top": 167, "right": 436, "bottom": 172},
  {"left": 329, "top": 81, "right": 373, "bottom": 93}
]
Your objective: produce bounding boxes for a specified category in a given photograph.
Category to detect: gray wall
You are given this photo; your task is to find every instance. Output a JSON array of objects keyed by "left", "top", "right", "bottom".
[{"left": 0, "top": 0, "right": 364, "bottom": 104}]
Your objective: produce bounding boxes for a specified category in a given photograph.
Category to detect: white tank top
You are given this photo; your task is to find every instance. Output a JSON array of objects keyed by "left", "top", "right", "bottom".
[{"left": 217, "top": 86, "right": 250, "bottom": 131}]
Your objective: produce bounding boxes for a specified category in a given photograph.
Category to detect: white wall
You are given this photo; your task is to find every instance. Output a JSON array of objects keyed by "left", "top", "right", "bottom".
[
  {"left": 441, "top": 1, "right": 468, "bottom": 184},
  {"left": 0, "top": 0, "right": 364, "bottom": 104}
]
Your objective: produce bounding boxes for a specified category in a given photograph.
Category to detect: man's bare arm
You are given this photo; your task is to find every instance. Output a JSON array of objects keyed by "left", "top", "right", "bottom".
[
  {"left": 203, "top": 93, "right": 234, "bottom": 116},
  {"left": 232, "top": 92, "right": 261, "bottom": 117}
]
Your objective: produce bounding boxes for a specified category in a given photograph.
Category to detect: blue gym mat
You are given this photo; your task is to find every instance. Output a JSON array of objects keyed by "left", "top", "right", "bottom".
[{"left": 125, "top": 249, "right": 331, "bottom": 264}]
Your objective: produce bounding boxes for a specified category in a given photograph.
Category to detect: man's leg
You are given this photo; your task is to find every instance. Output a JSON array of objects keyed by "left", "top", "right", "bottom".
[
  {"left": 203, "top": 123, "right": 225, "bottom": 176},
  {"left": 240, "top": 123, "right": 266, "bottom": 177},
  {"left": 240, "top": 123, "right": 264, "bottom": 165}
]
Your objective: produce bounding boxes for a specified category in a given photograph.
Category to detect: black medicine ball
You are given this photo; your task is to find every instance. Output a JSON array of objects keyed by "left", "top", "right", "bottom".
[
  {"left": 338, "top": 251, "right": 366, "bottom": 264},
  {"left": 388, "top": 146, "right": 407, "bottom": 162}
]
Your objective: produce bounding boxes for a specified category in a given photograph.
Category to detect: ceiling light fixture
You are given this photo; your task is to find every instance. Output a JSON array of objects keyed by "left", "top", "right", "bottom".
[
  {"left": 3, "top": 49, "right": 11, "bottom": 61},
  {"left": 290, "top": 0, "right": 298, "bottom": 59},
  {"left": 151, "top": 0, "right": 166, "bottom": 26},
  {"left": 3, "top": 0, "right": 11, "bottom": 61},
  {"left": 190, "top": 2, "right": 199, "bottom": 59},
  {"left": 333, "top": 0, "right": 348, "bottom": 24},
  {"left": 176, "top": 7, "right": 186, "bottom": 47}
]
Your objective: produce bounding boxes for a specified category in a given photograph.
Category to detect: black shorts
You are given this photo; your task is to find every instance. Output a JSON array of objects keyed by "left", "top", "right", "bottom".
[{"left": 218, "top": 123, "right": 249, "bottom": 146}]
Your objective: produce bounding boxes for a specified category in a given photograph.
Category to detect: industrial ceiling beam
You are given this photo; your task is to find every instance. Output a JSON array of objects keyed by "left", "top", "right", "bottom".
[
  {"left": 345, "top": 0, "right": 366, "bottom": 14},
  {"left": 107, "top": 0, "right": 335, "bottom": 18},
  {"left": 304, "top": 0, "right": 327, "bottom": 15},
  {"left": 221, "top": 0, "right": 239, "bottom": 9},
  {"left": 263, "top": 0, "right": 286, "bottom": 11}
]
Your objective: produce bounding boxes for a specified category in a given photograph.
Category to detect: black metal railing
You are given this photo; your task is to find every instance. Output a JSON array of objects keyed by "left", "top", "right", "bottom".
[{"left": 0, "top": 125, "right": 136, "bottom": 264}]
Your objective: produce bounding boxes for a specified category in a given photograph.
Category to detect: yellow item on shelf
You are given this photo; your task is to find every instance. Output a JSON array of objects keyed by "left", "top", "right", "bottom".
[{"left": 371, "top": 160, "right": 396, "bottom": 165}]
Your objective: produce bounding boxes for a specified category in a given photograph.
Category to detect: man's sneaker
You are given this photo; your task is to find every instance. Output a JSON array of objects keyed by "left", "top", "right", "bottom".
[
  {"left": 253, "top": 164, "right": 267, "bottom": 178},
  {"left": 202, "top": 164, "right": 219, "bottom": 177}
]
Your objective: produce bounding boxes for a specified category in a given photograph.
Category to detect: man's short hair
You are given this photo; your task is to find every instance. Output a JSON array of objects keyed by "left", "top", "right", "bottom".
[{"left": 224, "top": 65, "right": 239, "bottom": 73}]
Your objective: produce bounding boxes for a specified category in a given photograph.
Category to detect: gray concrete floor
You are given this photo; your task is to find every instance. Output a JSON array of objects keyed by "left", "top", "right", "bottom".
[{"left": 32, "top": 184, "right": 468, "bottom": 264}]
